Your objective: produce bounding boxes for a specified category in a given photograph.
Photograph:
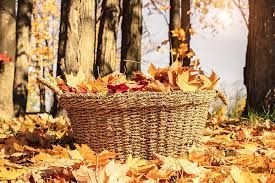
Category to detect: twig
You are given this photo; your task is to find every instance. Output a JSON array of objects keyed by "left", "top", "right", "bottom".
[
  {"left": 232, "top": 0, "right": 248, "bottom": 29},
  {"left": 149, "top": 0, "right": 169, "bottom": 25}
]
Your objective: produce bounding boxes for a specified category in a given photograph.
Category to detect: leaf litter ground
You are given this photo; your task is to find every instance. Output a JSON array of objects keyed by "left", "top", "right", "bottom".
[{"left": 0, "top": 114, "right": 274, "bottom": 183}]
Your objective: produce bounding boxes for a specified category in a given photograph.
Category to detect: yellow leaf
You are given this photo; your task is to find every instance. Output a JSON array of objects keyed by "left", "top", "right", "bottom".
[
  {"left": 0, "top": 167, "right": 27, "bottom": 180},
  {"left": 170, "top": 60, "right": 182, "bottom": 71},
  {"left": 65, "top": 68, "right": 86, "bottom": 88},
  {"left": 75, "top": 144, "right": 96, "bottom": 163},
  {"left": 230, "top": 166, "right": 259, "bottom": 183},
  {"left": 148, "top": 64, "right": 158, "bottom": 78},
  {"left": 178, "top": 43, "right": 188, "bottom": 58},
  {"left": 176, "top": 71, "right": 199, "bottom": 92},
  {"left": 171, "top": 28, "right": 186, "bottom": 41},
  {"left": 199, "top": 74, "right": 213, "bottom": 90}
]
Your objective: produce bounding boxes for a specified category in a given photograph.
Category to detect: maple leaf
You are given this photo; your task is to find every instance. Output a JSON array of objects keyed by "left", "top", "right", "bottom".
[
  {"left": 87, "top": 79, "right": 108, "bottom": 93},
  {"left": 171, "top": 28, "right": 186, "bottom": 41},
  {"left": 107, "top": 83, "right": 130, "bottom": 93},
  {"left": 178, "top": 43, "right": 188, "bottom": 58},
  {"left": 75, "top": 144, "right": 96, "bottom": 164},
  {"left": 176, "top": 71, "right": 199, "bottom": 91},
  {"left": 65, "top": 68, "right": 86, "bottom": 88}
]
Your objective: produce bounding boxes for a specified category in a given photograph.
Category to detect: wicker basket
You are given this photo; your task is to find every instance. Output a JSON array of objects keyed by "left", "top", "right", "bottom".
[{"left": 38, "top": 77, "right": 227, "bottom": 159}]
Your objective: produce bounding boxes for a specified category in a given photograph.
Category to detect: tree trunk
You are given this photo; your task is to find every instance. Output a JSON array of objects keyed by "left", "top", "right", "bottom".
[
  {"left": 57, "top": 0, "right": 96, "bottom": 80},
  {"left": 0, "top": 0, "right": 16, "bottom": 120},
  {"left": 245, "top": 0, "right": 275, "bottom": 111},
  {"left": 181, "top": 0, "right": 190, "bottom": 66},
  {"left": 120, "top": 0, "right": 142, "bottom": 78},
  {"left": 13, "top": 0, "right": 33, "bottom": 117},
  {"left": 169, "top": 0, "right": 181, "bottom": 65},
  {"left": 95, "top": 0, "right": 120, "bottom": 77}
]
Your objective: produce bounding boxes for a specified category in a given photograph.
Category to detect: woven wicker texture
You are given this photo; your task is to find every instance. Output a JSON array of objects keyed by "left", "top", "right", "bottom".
[
  {"left": 59, "top": 90, "right": 216, "bottom": 159},
  {"left": 37, "top": 77, "right": 219, "bottom": 159}
]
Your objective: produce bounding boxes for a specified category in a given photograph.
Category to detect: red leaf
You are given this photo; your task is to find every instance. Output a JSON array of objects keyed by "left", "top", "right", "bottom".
[
  {"left": 107, "top": 83, "right": 130, "bottom": 93},
  {"left": 0, "top": 52, "right": 12, "bottom": 63}
]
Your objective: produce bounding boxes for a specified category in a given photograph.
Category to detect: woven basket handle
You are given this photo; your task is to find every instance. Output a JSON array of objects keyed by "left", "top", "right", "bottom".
[
  {"left": 37, "top": 76, "right": 63, "bottom": 96},
  {"left": 216, "top": 91, "right": 228, "bottom": 105}
]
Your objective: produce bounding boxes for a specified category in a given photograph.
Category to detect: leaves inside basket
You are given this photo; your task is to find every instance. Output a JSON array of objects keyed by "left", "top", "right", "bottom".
[{"left": 52, "top": 61, "right": 219, "bottom": 94}]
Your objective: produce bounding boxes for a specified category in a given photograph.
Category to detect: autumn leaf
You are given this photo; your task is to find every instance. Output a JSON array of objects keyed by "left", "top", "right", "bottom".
[
  {"left": 199, "top": 74, "right": 214, "bottom": 90},
  {"left": 73, "top": 165, "right": 106, "bottom": 183},
  {"left": 107, "top": 83, "right": 130, "bottom": 93},
  {"left": 170, "top": 60, "right": 182, "bottom": 72},
  {"left": 75, "top": 144, "right": 96, "bottom": 164},
  {"left": 105, "top": 160, "right": 131, "bottom": 182},
  {"left": 230, "top": 166, "right": 259, "bottom": 183},
  {"left": 171, "top": 28, "right": 186, "bottom": 41},
  {"left": 176, "top": 71, "right": 199, "bottom": 91},
  {"left": 0, "top": 167, "right": 27, "bottom": 180},
  {"left": 155, "top": 154, "right": 206, "bottom": 175},
  {"left": 148, "top": 64, "right": 158, "bottom": 78},
  {"left": 65, "top": 69, "right": 86, "bottom": 88},
  {"left": 87, "top": 79, "right": 108, "bottom": 93},
  {"left": 178, "top": 43, "right": 188, "bottom": 58},
  {"left": 209, "top": 71, "right": 220, "bottom": 88},
  {"left": 146, "top": 80, "right": 171, "bottom": 92},
  {"left": 0, "top": 52, "right": 12, "bottom": 63}
]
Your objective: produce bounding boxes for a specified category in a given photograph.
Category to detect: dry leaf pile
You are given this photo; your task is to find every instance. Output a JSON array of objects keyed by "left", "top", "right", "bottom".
[
  {"left": 52, "top": 61, "right": 219, "bottom": 94},
  {"left": 0, "top": 114, "right": 274, "bottom": 182}
]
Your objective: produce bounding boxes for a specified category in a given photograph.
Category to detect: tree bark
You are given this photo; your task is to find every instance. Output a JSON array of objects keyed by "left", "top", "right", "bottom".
[
  {"left": 0, "top": 0, "right": 16, "bottom": 120},
  {"left": 95, "top": 0, "right": 120, "bottom": 77},
  {"left": 57, "top": 0, "right": 96, "bottom": 80},
  {"left": 181, "top": 0, "right": 191, "bottom": 66},
  {"left": 14, "top": 0, "right": 33, "bottom": 117},
  {"left": 245, "top": 0, "right": 275, "bottom": 111},
  {"left": 169, "top": 0, "right": 181, "bottom": 65},
  {"left": 120, "top": 0, "right": 142, "bottom": 78}
]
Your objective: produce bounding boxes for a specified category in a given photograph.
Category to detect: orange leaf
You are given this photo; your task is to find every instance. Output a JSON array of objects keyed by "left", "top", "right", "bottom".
[
  {"left": 199, "top": 75, "right": 213, "bottom": 90},
  {"left": 0, "top": 52, "right": 12, "bottom": 63},
  {"left": 148, "top": 64, "right": 158, "bottom": 78},
  {"left": 75, "top": 144, "right": 96, "bottom": 163}
]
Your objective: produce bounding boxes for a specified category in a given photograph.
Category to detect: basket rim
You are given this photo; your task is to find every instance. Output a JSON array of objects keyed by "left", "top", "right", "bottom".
[{"left": 59, "top": 89, "right": 217, "bottom": 99}]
